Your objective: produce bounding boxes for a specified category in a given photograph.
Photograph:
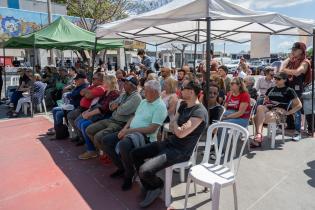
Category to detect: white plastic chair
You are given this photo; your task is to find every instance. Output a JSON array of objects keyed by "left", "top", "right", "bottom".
[
  {"left": 164, "top": 133, "right": 204, "bottom": 207},
  {"left": 184, "top": 122, "right": 249, "bottom": 210},
  {"left": 22, "top": 83, "right": 48, "bottom": 116},
  {"left": 267, "top": 101, "right": 291, "bottom": 149},
  {"left": 10, "top": 76, "right": 20, "bottom": 86}
]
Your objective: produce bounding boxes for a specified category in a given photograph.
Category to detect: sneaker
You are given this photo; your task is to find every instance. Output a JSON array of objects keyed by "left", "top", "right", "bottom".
[
  {"left": 78, "top": 151, "right": 98, "bottom": 160},
  {"left": 139, "top": 187, "right": 162, "bottom": 208},
  {"left": 292, "top": 132, "right": 302, "bottom": 141}
]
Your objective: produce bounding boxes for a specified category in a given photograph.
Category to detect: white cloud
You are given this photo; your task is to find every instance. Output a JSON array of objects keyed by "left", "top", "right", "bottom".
[{"left": 231, "top": 0, "right": 314, "bottom": 9}]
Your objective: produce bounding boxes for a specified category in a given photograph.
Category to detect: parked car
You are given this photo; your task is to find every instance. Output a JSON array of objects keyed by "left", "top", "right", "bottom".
[
  {"left": 225, "top": 60, "right": 239, "bottom": 74},
  {"left": 271, "top": 61, "right": 282, "bottom": 73},
  {"left": 187, "top": 59, "right": 202, "bottom": 68},
  {"left": 249, "top": 60, "right": 267, "bottom": 75}
]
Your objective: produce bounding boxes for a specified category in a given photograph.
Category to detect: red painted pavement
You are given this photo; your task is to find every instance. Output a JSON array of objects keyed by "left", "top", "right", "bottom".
[{"left": 0, "top": 116, "right": 166, "bottom": 210}]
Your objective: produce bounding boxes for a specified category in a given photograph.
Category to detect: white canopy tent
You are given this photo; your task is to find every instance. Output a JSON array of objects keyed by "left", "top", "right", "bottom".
[
  {"left": 97, "top": 0, "right": 315, "bottom": 46},
  {"left": 96, "top": 0, "right": 315, "bottom": 137}
]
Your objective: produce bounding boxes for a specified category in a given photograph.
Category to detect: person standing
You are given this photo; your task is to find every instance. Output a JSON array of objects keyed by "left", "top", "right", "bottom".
[
  {"left": 280, "top": 42, "right": 311, "bottom": 141},
  {"left": 137, "top": 49, "right": 153, "bottom": 73}
]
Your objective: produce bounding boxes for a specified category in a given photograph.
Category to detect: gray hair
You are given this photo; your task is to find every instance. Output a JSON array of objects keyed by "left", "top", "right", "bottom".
[{"left": 144, "top": 80, "right": 161, "bottom": 94}]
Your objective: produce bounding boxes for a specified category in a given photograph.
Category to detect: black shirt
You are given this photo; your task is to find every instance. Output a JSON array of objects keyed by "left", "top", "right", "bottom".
[
  {"left": 209, "top": 105, "right": 224, "bottom": 125},
  {"left": 169, "top": 103, "right": 208, "bottom": 156},
  {"left": 265, "top": 86, "right": 297, "bottom": 110}
]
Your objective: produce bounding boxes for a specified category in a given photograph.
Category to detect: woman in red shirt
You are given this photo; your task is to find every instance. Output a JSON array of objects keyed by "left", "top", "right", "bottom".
[{"left": 222, "top": 77, "right": 251, "bottom": 128}]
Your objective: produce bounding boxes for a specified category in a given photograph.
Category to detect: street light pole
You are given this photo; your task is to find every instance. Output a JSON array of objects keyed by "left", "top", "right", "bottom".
[{"left": 47, "top": 0, "right": 54, "bottom": 66}]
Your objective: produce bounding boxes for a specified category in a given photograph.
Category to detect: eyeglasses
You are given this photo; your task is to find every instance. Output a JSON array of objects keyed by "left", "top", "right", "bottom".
[{"left": 274, "top": 77, "right": 282, "bottom": 81}]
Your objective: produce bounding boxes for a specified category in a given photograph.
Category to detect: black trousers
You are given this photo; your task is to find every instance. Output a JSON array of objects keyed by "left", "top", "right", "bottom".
[
  {"left": 100, "top": 132, "right": 137, "bottom": 179},
  {"left": 131, "top": 141, "right": 189, "bottom": 191},
  {"left": 306, "top": 114, "right": 315, "bottom": 133}
]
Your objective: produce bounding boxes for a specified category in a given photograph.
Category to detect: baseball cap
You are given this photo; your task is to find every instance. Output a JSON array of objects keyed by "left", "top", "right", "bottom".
[
  {"left": 74, "top": 72, "right": 87, "bottom": 80},
  {"left": 274, "top": 72, "right": 288, "bottom": 80},
  {"left": 292, "top": 42, "right": 306, "bottom": 51},
  {"left": 122, "top": 75, "right": 139, "bottom": 86}
]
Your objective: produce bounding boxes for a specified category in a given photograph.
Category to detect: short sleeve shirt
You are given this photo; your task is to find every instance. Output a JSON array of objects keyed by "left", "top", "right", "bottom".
[
  {"left": 265, "top": 86, "right": 297, "bottom": 110},
  {"left": 130, "top": 98, "right": 167, "bottom": 142},
  {"left": 80, "top": 85, "right": 106, "bottom": 109},
  {"left": 225, "top": 92, "right": 251, "bottom": 119},
  {"left": 169, "top": 103, "right": 208, "bottom": 156}
]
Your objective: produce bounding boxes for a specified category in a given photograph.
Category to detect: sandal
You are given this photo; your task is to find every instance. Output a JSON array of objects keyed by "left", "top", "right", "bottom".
[{"left": 250, "top": 133, "right": 263, "bottom": 148}]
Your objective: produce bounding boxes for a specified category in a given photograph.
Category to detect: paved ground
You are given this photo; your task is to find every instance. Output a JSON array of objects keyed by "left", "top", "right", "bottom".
[{"left": 0, "top": 105, "right": 315, "bottom": 210}]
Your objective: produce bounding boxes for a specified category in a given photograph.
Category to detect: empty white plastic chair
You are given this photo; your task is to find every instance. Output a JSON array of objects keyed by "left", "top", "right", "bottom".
[{"left": 184, "top": 122, "right": 249, "bottom": 210}]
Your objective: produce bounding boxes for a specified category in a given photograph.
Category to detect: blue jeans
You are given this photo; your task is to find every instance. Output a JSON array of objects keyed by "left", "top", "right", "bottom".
[
  {"left": 294, "top": 110, "right": 301, "bottom": 132},
  {"left": 52, "top": 107, "right": 64, "bottom": 126},
  {"left": 222, "top": 110, "right": 249, "bottom": 128},
  {"left": 10, "top": 91, "right": 23, "bottom": 107},
  {"left": 76, "top": 117, "right": 94, "bottom": 151}
]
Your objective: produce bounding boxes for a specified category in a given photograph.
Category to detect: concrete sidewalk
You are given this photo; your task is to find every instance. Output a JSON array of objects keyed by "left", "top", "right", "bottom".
[{"left": 0, "top": 115, "right": 315, "bottom": 210}]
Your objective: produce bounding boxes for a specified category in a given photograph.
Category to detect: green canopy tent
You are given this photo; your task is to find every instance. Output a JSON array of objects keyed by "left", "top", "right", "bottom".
[
  {"left": 3, "top": 16, "right": 123, "bottom": 50},
  {"left": 2, "top": 16, "right": 123, "bottom": 104}
]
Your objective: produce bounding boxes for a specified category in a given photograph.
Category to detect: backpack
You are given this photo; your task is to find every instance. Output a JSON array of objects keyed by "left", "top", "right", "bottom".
[{"left": 54, "top": 124, "right": 69, "bottom": 140}]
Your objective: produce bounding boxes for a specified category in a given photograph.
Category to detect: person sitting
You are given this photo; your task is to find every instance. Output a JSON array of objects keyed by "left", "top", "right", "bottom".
[
  {"left": 67, "top": 72, "right": 107, "bottom": 145},
  {"left": 99, "top": 80, "right": 167, "bottom": 191},
  {"left": 203, "top": 84, "right": 225, "bottom": 125},
  {"left": 115, "top": 70, "right": 125, "bottom": 93},
  {"left": 131, "top": 80, "right": 208, "bottom": 208},
  {"left": 50, "top": 68, "right": 70, "bottom": 106},
  {"left": 85, "top": 76, "right": 142, "bottom": 151},
  {"left": 10, "top": 74, "right": 46, "bottom": 117},
  {"left": 218, "top": 65, "right": 231, "bottom": 92},
  {"left": 160, "top": 67, "right": 171, "bottom": 91},
  {"left": 8, "top": 68, "right": 32, "bottom": 110},
  {"left": 161, "top": 78, "right": 179, "bottom": 119},
  {"left": 255, "top": 67, "right": 275, "bottom": 106},
  {"left": 47, "top": 72, "right": 89, "bottom": 136},
  {"left": 177, "top": 69, "right": 186, "bottom": 89},
  {"left": 252, "top": 72, "right": 302, "bottom": 147},
  {"left": 210, "top": 75, "right": 226, "bottom": 105},
  {"left": 244, "top": 76, "right": 258, "bottom": 100},
  {"left": 221, "top": 77, "right": 251, "bottom": 128},
  {"left": 77, "top": 75, "right": 120, "bottom": 159},
  {"left": 62, "top": 67, "right": 77, "bottom": 93}
]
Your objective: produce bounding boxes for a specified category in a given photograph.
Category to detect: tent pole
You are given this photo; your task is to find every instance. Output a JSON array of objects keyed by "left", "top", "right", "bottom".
[
  {"left": 92, "top": 37, "right": 98, "bottom": 71},
  {"left": 312, "top": 29, "right": 315, "bottom": 136},
  {"left": 3, "top": 47, "right": 7, "bottom": 99},
  {"left": 205, "top": 17, "right": 211, "bottom": 111},
  {"left": 31, "top": 44, "right": 36, "bottom": 118},
  {"left": 193, "top": 34, "right": 197, "bottom": 74},
  {"left": 124, "top": 48, "right": 128, "bottom": 71}
]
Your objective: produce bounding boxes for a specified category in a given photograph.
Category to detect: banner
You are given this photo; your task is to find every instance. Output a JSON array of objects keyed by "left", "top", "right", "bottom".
[{"left": 250, "top": 33, "right": 270, "bottom": 58}]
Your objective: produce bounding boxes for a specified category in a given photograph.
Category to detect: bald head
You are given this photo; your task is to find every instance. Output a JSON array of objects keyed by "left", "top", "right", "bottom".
[{"left": 161, "top": 67, "right": 171, "bottom": 78}]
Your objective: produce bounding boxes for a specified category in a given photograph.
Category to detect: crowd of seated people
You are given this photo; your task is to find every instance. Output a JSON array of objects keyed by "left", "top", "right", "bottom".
[{"left": 5, "top": 42, "right": 314, "bottom": 208}]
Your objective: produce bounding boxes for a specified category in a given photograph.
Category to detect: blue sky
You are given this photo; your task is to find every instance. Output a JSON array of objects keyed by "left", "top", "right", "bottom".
[{"left": 214, "top": 0, "right": 315, "bottom": 54}]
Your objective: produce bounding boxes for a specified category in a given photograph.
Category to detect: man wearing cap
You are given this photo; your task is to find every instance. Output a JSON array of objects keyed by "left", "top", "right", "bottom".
[
  {"left": 85, "top": 75, "right": 142, "bottom": 150},
  {"left": 47, "top": 72, "right": 89, "bottom": 136},
  {"left": 280, "top": 42, "right": 311, "bottom": 140},
  {"left": 67, "top": 72, "right": 106, "bottom": 144},
  {"left": 252, "top": 72, "right": 302, "bottom": 147}
]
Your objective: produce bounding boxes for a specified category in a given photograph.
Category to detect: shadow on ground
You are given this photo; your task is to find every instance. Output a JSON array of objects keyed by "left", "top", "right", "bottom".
[{"left": 37, "top": 134, "right": 166, "bottom": 210}]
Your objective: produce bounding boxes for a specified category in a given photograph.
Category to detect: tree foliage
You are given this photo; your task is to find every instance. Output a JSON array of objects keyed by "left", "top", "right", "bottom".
[{"left": 59, "top": 0, "right": 131, "bottom": 32}]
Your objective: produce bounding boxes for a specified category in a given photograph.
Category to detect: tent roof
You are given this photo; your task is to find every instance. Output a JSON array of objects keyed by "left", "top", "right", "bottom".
[
  {"left": 4, "top": 16, "right": 123, "bottom": 50},
  {"left": 96, "top": 0, "right": 315, "bottom": 46}
]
